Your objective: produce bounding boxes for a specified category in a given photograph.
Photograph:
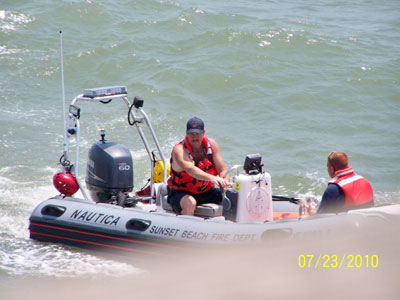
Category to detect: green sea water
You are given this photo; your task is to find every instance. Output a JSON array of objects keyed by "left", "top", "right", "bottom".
[{"left": 1, "top": 0, "right": 399, "bottom": 280}]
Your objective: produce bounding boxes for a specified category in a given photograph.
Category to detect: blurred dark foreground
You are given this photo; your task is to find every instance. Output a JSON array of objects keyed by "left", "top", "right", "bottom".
[{"left": 3, "top": 216, "right": 400, "bottom": 300}]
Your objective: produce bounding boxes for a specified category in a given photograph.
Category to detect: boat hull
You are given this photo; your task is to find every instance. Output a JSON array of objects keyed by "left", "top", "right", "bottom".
[{"left": 29, "top": 196, "right": 400, "bottom": 256}]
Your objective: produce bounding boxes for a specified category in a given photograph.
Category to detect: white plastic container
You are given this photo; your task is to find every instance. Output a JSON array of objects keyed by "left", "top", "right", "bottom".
[{"left": 233, "top": 172, "right": 272, "bottom": 222}]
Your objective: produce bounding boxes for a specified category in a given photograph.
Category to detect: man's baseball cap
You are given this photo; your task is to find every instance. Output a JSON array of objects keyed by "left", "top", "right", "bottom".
[{"left": 186, "top": 117, "right": 204, "bottom": 134}]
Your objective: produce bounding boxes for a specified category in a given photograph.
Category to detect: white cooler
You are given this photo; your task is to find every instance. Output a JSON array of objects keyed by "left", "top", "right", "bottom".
[{"left": 233, "top": 172, "right": 272, "bottom": 222}]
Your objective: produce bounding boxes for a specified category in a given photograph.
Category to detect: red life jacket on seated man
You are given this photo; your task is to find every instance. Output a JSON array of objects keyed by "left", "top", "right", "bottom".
[
  {"left": 328, "top": 166, "right": 374, "bottom": 210},
  {"left": 167, "top": 136, "right": 218, "bottom": 194}
]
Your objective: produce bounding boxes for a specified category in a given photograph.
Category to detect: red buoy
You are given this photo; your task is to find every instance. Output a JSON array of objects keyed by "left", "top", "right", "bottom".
[{"left": 53, "top": 172, "right": 79, "bottom": 196}]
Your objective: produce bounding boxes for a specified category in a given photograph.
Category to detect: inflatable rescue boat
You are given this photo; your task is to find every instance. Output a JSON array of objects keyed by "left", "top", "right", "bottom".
[{"left": 29, "top": 86, "right": 400, "bottom": 256}]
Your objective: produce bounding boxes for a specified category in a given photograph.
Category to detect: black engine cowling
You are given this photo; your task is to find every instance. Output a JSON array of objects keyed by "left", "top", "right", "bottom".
[{"left": 86, "top": 139, "right": 133, "bottom": 203}]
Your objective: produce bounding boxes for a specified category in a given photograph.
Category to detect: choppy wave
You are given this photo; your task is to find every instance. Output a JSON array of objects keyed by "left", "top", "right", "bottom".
[
  {"left": 0, "top": 176, "right": 140, "bottom": 279},
  {"left": 0, "top": 10, "right": 34, "bottom": 33},
  {"left": 1, "top": 0, "right": 399, "bottom": 283},
  {"left": 1, "top": 241, "right": 140, "bottom": 278}
]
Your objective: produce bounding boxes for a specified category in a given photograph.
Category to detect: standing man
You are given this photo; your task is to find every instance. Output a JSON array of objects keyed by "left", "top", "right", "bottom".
[
  {"left": 167, "top": 117, "right": 231, "bottom": 215},
  {"left": 317, "top": 152, "right": 374, "bottom": 214}
]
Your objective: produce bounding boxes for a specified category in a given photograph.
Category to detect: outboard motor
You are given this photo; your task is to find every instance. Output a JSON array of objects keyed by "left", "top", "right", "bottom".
[{"left": 86, "top": 131, "right": 133, "bottom": 204}]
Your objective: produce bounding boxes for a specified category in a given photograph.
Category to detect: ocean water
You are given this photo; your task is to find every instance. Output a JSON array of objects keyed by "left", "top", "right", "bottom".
[{"left": 1, "top": 0, "right": 399, "bottom": 288}]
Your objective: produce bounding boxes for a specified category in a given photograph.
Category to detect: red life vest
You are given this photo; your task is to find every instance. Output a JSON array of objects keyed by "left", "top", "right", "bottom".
[
  {"left": 329, "top": 167, "right": 374, "bottom": 209},
  {"left": 167, "top": 136, "right": 218, "bottom": 194}
]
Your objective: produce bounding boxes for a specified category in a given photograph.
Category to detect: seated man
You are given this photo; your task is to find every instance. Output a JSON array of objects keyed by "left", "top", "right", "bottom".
[
  {"left": 317, "top": 151, "right": 374, "bottom": 214},
  {"left": 167, "top": 117, "right": 230, "bottom": 215}
]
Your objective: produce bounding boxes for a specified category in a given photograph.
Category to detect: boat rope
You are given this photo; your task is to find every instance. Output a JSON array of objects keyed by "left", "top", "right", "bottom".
[{"left": 127, "top": 103, "right": 137, "bottom": 126}]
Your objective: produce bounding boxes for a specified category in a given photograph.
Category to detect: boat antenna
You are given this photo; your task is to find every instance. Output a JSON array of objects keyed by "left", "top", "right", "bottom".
[{"left": 59, "top": 30, "right": 68, "bottom": 168}]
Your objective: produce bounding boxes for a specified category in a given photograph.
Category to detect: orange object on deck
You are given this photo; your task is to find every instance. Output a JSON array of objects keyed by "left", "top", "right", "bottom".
[{"left": 273, "top": 212, "right": 300, "bottom": 220}]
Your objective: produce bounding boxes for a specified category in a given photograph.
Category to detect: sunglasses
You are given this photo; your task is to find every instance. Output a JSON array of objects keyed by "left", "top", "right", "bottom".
[{"left": 327, "top": 152, "right": 335, "bottom": 164}]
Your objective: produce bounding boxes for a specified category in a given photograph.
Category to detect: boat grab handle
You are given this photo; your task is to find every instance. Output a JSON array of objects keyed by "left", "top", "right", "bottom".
[{"left": 223, "top": 165, "right": 243, "bottom": 178}]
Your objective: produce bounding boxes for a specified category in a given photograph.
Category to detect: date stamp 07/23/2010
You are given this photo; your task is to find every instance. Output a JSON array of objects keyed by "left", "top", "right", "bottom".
[{"left": 298, "top": 254, "right": 379, "bottom": 269}]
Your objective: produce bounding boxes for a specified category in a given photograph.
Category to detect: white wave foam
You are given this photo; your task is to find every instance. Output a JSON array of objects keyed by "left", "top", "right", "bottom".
[
  {"left": 0, "top": 177, "right": 141, "bottom": 279},
  {"left": 303, "top": 171, "right": 329, "bottom": 184},
  {"left": 0, "top": 10, "right": 34, "bottom": 33},
  {"left": 0, "top": 167, "right": 143, "bottom": 279},
  {"left": 1, "top": 241, "right": 140, "bottom": 278},
  {"left": 0, "top": 175, "right": 17, "bottom": 185},
  {"left": 0, "top": 45, "right": 22, "bottom": 56}
]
